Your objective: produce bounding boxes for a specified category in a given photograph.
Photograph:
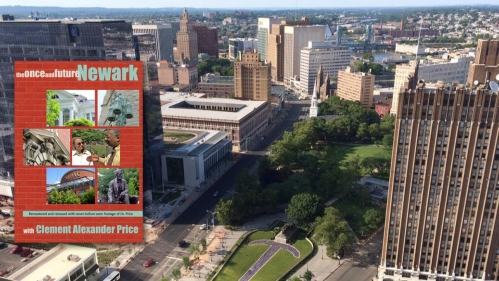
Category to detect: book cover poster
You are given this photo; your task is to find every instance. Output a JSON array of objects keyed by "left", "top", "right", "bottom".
[{"left": 14, "top": 61, "right": 143, "bottom": 243}]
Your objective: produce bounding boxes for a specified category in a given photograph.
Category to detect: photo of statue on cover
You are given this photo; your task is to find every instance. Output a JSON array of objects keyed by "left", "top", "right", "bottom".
[{"left": 98, "top": 168, "right": 139, "bottom": 204}]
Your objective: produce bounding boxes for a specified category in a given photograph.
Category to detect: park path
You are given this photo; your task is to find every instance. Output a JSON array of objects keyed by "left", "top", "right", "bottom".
[{"left": 239, "top": 240, "right": 300, "bottom": 281}]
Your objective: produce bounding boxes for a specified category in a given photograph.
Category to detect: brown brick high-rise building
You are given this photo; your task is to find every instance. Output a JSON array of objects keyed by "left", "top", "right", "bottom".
[
  {"left": 378, "top": 81, "right": 499, "bottom": 281},
  {"left": 174, "top": 8, "right": 198, "bottom": 65},
  {"left": 193, "top": 24, "right": 218, "bottom": 59},
  {"left": 267, "top": 17, "right": 310, "bottom": 82},
  {"left": 467, "top": 40, "right": 499, "bottom": 87},
  {"left": 234, "top": 51, "right": 271, "bottom": 101}
]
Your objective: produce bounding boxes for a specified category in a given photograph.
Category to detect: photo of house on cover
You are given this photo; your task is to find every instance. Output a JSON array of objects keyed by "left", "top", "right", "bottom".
[
  {"left": 46, "top": 168, "right": 96, "bottom": 204},
  {"left": 72, "top": 129, "right": 120, "bottom": 166},
  {"left": 46, "top": 90, "right": 96, "bottom": 127},
  {"left": 97, "top": 90, "right": 139, "bottom": 126},
  {"left": 98, "top": 168, "right": 139, "bottom": 204},
  {"left": 23, "top": 129, "right": 71, "bottom": 166}
]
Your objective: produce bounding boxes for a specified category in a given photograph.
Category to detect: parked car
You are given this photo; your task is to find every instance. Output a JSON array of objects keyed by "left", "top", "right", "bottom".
[
  {"left": 10, "top": 245, "right": 22, "bottom": 254},
  {"left": 143, "top": 258, "right": 154, "bottom": 267},
  {"left": 200, "top": 224, "right": 208, "bottom": 230},
  {"left": 178, "top": 240, "right": 186, "bottom": 247},
  {"left": 0, "top": 241, "right": 6, "bottom": 248},
  {"left": 213, "top": 191, "right": 219, "bottom": 197},
  {"left": 20, "top": 248, "right": 31, "bottom": 257}
]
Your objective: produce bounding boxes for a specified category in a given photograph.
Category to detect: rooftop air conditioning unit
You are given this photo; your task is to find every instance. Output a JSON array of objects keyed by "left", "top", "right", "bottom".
[{"left": 67, "top": 254, "right": 81, "bottom": 262}]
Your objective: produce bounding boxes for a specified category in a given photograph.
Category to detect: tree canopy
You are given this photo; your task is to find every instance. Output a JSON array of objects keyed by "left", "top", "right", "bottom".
[
  {"left": 64, "top": 118, "right": 94, "bottom": 127},
  {"left": 286, "top": 193, "right": 324, "bottom": 227},
  {"left": 46, "top": 90, "right": 61, "bottom": 126},
  {"left": 313, "top": 207, "right": 355, "bottom": 256},
  {"left": 197, "top": 59, "right": 234, "bottom": 77}
]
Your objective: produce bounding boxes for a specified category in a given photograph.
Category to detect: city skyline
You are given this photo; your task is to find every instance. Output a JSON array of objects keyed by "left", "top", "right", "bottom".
[{"left": 3, "top": 1, "right": 497, "bottom": 9}]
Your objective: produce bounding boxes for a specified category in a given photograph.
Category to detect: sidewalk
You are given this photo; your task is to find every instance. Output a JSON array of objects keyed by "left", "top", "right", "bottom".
[
  {"left": 291, "top": 244, "right": 341, "bottom": 281},
  {"left": 180, "top": 213, "right": 289, "bottom": 281}
]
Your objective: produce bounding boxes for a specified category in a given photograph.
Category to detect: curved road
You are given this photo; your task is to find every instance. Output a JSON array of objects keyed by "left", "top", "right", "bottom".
[{"left": 119, "top": 100, "right": 308, "bottom": 280}]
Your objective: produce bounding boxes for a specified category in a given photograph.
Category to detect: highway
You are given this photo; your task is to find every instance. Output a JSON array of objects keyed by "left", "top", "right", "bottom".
[{"left": 119, "top": 99, "right": 308, "bottom": 280}]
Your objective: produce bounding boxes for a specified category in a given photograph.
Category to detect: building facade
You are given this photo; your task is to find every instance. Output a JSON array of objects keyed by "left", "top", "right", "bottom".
[
  {"left": 161, "top": 131, "right": 232, "bottom": 188},
  {"left": 50, "top": 90, "right": 95, "bottom": 126},
  {"left": 174, "top": 8, "right": 198, "bottom": 65},
  {"left": 228, "top": 38, "right": 258, "bottom": 60},
  {"left": 257, "top": 17, "right": 283, "bottom": 62},
  {"left": 283, "top": 25, "right": 326, "bottom": 85},
  {"left": 299, "top": 41, "right": 351, "bottom": 95},
  {"left": 157, "top": 61, "right": 198, "bottom": 92},
  {"left": 267, "top": 18, "right": 311, "bottom": 82},
  {"left": 395, "top": 44, "right": 426, "bottom": 55},
  {"left": 46, "top": 169, "right": 95, "bottom": 203},
  {"left": 133, "top": 24, "right": 173, "bottom": 62},
  {"left": 379, "top": 82, "right": 499, "bottom": 281},
  {"left": 23, "top": 129, "right": 70, "bottom": 166},
  {"left": 337, "top": 66, "right": 374, "bottom": 108},
  {"left": 197, "top": 74, "right": 234, "bottom": 98},
  {"left": 161, "top": 95, "right": 270, "bottom": 151},
  {"left": 192, "top": 24, "right": 218, "bottom": 59},
  {"left": 467, "top": 40, "right": 499, "bottom": 87},
  {"left": 234, "top": 52, "right": 271, "bottom": 101},
  {"left": 391, "top": 56, "right": 474, "bottom": 115},
  {"left": 0, "top": 17, "right": 138, "bottom": 177}
]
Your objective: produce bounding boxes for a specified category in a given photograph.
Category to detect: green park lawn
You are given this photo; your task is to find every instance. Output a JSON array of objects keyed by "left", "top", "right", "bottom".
[
  {"left": 214, "top": 231, "right": 274, "bottom": 281},
  {"left": 332, "top": 197, "right": 386, "bottom": 238},
  {"left": 328, "top": 144, "right": 389, "bottom": 166},
  {"left": 215, "top": 230, "right": 312, "bottom": 281},
  {"left": 251, "top": 231, "right": 313, "bottom": 281}
]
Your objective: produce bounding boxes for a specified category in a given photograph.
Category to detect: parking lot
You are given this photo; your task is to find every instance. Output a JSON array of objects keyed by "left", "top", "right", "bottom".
[{"left": 0, "top": 243, "right": 43, "bottom": 277}]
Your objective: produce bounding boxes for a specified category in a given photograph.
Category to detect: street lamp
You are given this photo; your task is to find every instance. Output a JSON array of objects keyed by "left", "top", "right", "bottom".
[
  {"left": 227, "top": 190, "right": 238, "bottom": 199},
  {"left": 107, "top": 93, "right": 133, "bottom": 126},
  {"left": 206, "top": 210, "right": 218, "bottom": 231}
]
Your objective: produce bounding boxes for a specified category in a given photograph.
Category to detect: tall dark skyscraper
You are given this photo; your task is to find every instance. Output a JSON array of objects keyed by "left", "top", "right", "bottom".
[
  {"left": 379, "top": 80, "right": 499, "bottom": 281},
  {"left": 0, "top": 17, "right": 138, "bottom": 177}
]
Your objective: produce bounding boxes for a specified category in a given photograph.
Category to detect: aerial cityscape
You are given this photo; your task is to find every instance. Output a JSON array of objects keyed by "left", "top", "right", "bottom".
[{"left": 1, "top": 3, "right": 499, "bottom": 281}]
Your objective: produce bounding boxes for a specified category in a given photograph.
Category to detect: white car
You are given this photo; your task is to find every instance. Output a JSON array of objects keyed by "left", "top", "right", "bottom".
[
  {"left": 213, "top": 191, "right": 219, "bottom": 197},
  {"left": 200, "top": 224, "right": 208, "bottom": 230}
]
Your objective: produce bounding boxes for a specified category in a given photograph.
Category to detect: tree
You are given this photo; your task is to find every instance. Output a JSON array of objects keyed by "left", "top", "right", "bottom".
[
  {"left": 367, "top": 63, "right": 383, "bottom": 75},
  {"left": 362, "top": 52, "right": 374, "bottom": 62},
  {"left": 289, "top": 277, "right": 301, "bottom": 281},
  {"left": 286, "top": 193, "right": 324, "bottom": 228},
  {"left": 303, "top": 270, "right": 314, "bottom": 281},
  {"left": 188, "top": 244, "right": 200, "bottom": 260},
  {"left": 64, "top": 118, "right": 94, "bottom": 126},
  {"left": 80, "top": 189, "right": 95, "bottom": 204},
  {"left": 215, "top": 199, "right": 239, "bottom": 225},
  {"left": 49, "top": 189, "right": 80, "bottom": 204},
  {"left": 172, "top": 268, "right": 182, "bottom": 281},
  {"left": 313, "top": 207, "right": 354, "bottom": 256},
  {"left": 364, "top": 208, "right": 385, "bottom": 229},
  {"left": 46, "top": 90, "right": 61, "bottom": 126},
  {"left": 182, "top": 256, "right": 190, "bottom": 270},
  {"left": 72, "top": 129, "right": 106, "bottom": 144},
  {"left": 357, "top": 188, "right": 372, "bottom": 205},
  {"left": 199, "top": 238, "right": 207, "bottom": 252}
]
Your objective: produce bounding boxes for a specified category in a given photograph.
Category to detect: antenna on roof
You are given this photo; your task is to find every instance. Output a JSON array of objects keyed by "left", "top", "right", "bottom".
[{"left": 415, "top": 19, "right": 423, "bottom": 61}]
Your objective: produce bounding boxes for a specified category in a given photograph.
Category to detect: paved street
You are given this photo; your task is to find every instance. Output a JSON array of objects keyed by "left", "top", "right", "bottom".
[{"left": 119, "top": 99, "right": 307, "bottom": 280}]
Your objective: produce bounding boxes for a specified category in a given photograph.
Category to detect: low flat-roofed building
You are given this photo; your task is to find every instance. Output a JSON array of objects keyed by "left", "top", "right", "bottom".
[
  {"left": 9, "top": 244, "right": 99, "bottom": 281},
  {"left": 197, "top": 74, "right": 234, "bottom": 98},
  {"left": 358, "top": 175, "right": 388, "bottom": 201},
  {"left": 162, "top": 130, "right": 232, "bottom": 188},
  {"left": 161, "top": 92, "right": 270, "bottom": 151}
]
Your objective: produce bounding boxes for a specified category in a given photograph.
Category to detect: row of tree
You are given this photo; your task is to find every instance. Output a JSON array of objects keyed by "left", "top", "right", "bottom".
[
  {"left": 197, "top": 58, "right": 234, "bottom": 77},
  {"left": 49, "top": 189, "right": 94, "bottom": 204},
  {"left": 318, "top": 96, "right": 395, "bottom": 145}
]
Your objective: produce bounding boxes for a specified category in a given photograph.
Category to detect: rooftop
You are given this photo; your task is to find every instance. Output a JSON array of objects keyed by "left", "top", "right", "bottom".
[
  {"left": 161, "top": 93, "right": 268, "bottom": 122},
  {"left": 166, "top": 130, "right": 229, "bottom": 156},
  {"left": 9, "top": 244, "right": 96, "bottom": 281}
]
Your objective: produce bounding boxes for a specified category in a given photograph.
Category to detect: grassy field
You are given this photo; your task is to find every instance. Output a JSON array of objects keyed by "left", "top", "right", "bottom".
[
  {"left": 214, "top": 231, "right": 274, "bottom": 281},
  {"left": 215, "top": 230, "right": 312, "bottom": 281},
  {"left": 164, "top": 131, "right": 197, "bottom": 143},
  {"left": 328, "top": 144, "right": 389, "bottom": 166},
  {"left": 97, "top": 249, "right": 123, "bottom": 266},
  {"left": 332, "top": 197, "right": 385, "bottom": 238},
  {"left": 251, "top": 230, "right": 312, "bottom": 281}
]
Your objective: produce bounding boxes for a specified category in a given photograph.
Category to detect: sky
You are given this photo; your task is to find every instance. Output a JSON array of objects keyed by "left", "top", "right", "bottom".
[
  {"left": 65, "top": 90, "right": 95, "bottom": 101},
  {"left": 2, "top": 0, "right": 483, "bottom": 8},
  {"left": 46, "top": 168, "right": 94, "bottom": 184}
]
